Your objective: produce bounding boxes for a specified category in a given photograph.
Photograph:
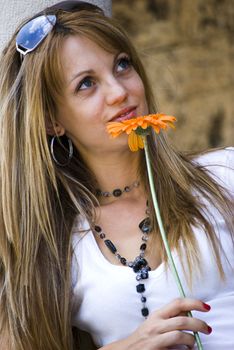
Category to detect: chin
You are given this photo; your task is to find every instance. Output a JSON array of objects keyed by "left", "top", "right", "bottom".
[{"left": 105, "top": 137, "right": 128, "bottom": 153}]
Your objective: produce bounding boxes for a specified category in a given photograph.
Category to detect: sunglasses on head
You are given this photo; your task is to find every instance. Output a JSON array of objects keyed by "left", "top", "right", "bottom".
[{"left": 16, "top": 1, "right": 104, "bottom": 56}]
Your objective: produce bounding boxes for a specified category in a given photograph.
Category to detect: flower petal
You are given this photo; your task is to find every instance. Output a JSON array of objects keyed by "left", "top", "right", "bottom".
[
  {"left": 137, "top": 134, "right": 144, "bottom": 149},
  {"left": 152, "top": 125, "right": 160, "bottom": 133},
  {"left": 106, "top": 122, "right": 125, "bottom": 137},
  {"left": 128, "top": 131, "right": 139, "bottom": 151},
  {"left": 128, "top": 131, "right": 144, "bottom": 151}
]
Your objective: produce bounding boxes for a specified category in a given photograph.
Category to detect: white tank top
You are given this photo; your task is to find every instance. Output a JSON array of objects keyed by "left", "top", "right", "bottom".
[{"left": 71, "top": 148, "right": 234, "bottom": 349}]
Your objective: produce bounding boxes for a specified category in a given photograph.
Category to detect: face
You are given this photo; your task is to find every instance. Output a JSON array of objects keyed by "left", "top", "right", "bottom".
[{"left": 55, "top": 35, "right": 148, "bottom": 157}]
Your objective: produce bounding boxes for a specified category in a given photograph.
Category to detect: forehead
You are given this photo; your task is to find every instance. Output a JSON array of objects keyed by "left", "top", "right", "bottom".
[{"left": 59, "top": 35, "right": 118, "bottom": 80}]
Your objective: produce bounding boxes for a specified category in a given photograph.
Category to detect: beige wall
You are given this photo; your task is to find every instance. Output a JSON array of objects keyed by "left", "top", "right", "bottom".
[
  {"left": 113, "top": 0, "right": 234, "bottom": 151},
  {"left": 0, "top": 0, "right": 112, "bottom": 52}
]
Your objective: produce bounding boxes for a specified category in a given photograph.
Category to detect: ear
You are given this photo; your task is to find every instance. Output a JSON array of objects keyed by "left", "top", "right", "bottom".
[{"left": 45, "top": 117, "right": 65, "bottom": 136}]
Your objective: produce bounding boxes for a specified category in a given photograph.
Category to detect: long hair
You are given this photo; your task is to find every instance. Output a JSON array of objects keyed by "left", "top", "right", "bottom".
[{"left": 0, "top": 6, "right": 233, "bottom": 350}]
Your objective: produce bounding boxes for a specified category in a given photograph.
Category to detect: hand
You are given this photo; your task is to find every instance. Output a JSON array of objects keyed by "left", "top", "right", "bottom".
[{"left": 128, "top": 298, "right": 212, "bottom": 350}]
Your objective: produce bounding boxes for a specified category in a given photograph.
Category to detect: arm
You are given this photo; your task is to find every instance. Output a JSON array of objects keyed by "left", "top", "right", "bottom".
[{"left": 99, "top": 298, "right": 211, "bottom": 350}]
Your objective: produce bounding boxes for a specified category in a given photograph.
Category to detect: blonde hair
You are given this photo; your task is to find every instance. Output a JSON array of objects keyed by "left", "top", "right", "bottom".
[{"left": 0, "top": 7, "right": 233, "bottom": 350}]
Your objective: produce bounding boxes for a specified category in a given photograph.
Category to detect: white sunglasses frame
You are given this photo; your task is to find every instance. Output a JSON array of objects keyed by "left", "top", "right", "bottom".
[{"left": 16, "top": 15, "right": 57, "bottom": 56}]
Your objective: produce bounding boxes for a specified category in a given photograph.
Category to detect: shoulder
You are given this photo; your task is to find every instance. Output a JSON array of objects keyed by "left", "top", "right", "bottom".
[
  {"left": 194, "top": 147, "right": 234, "bottom": 167},
  {"left": 193, "top": 147, "right": 234, "bottom": 194}
]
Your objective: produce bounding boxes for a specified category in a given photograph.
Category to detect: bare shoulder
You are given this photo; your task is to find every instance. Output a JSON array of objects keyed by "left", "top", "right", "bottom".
[{"left": 193, "top": 147, "right": 234, "bottom": 193}]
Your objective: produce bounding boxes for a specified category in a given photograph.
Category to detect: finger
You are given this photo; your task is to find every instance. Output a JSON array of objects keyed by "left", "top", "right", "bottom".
[
  {"left": 158, "top": 316, "right": 212, "bottom": 335},
  {"left": 156, "top": 298, "right": 211, "bottom": 319},
  {"left": 158, "top": 330, "right": 195, "bottom": 349}
]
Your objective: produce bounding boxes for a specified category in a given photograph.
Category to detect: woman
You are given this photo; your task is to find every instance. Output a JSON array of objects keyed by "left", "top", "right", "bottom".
[{"left": 0, "top": 1, "right": 233, "bottom": 349}]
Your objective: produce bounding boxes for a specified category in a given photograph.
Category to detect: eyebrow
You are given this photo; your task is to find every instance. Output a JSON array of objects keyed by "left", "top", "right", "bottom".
[
  {"left": 69, "top": 69, "right": 95, "bottom": 85},
  {"left": 68, "top": 51, "right": 123, "bottom": 85}
]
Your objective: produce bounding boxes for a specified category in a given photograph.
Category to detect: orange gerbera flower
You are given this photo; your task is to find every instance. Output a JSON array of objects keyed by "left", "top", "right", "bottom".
[{"left": 106, "top": 113, "right": 176, "bottom": 151}]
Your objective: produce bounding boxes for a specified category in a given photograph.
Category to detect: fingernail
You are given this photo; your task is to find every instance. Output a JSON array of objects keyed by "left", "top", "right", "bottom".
[
  {"left": 203, "top": 302, "right": 211, "bottom": 311},
  {"left": 207, "top": 325, "right": 212, "bottom": 334}
]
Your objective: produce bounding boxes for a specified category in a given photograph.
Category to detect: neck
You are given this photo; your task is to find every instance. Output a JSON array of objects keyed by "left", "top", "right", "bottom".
[{"left": 79, "top": 148, "right": 143, "bottom": 204}]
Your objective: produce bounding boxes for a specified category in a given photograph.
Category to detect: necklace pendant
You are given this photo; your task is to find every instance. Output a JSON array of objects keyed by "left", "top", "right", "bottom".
[
  {"left": 132, "top": 256, "right": 148, "bottom": 273},
  {"left": 136, "top": 282, "right": 149, "bottom": 318},
  {"left": 133, "top": 255, "right": 151, "bottom": 282},
  {"left": 93, "top": 211, "right": 151, "bottom": 319},
  {"left": 140, "top": 267, "right": 149, "bottom": 280},
  {"left": 136, "top": 266, "right": 150, "bottom": 281},
  {"left": 141, "top": 307, "right": 149, "bottom": 317}
]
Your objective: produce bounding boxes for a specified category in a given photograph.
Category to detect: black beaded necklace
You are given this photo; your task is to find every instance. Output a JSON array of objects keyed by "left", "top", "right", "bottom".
[
  {"left": 93, "top": 214, "right": 152, "bottom": 318},
  {"left": 96, "top": 180, "right": 140, "bottom": 198}
]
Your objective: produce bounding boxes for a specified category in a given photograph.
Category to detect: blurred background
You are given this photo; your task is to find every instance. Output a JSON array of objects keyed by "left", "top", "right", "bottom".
[
  {"left": 0, "top": 0, "right": 233, "bottom": 151},
  {"left": 113, "top": 0, "right": 234, "bottom": 151}
]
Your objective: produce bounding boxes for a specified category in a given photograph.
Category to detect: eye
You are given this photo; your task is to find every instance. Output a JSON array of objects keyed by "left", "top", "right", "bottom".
[
  {"left": 116, "top": 55, "right": 132, "bottom": 73},
  {"left": 75, "top": 77, "right": 95, "bottom": 92}
]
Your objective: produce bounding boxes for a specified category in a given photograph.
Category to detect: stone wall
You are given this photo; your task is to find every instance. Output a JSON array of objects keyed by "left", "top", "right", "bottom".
[{"left": 113, "top": 0, "right": 234, "bottom": 151}]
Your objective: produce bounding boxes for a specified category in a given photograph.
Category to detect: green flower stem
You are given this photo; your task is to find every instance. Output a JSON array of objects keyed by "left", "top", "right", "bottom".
[{"left": 143, "top": 136, "right": 203, "bottom": 350}]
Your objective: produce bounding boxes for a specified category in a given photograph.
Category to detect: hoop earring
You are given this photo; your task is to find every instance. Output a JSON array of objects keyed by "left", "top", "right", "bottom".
[{"left": 50, "top": 135, "right": 73, "bottom": 166}]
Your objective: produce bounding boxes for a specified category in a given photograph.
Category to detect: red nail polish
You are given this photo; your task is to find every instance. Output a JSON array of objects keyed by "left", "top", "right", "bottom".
[
  {"left": 207, "top": 326, "right": 212, "bottom": 334},
  {"left": 203, "top": 302, "right": 211, "bottom": 311}
]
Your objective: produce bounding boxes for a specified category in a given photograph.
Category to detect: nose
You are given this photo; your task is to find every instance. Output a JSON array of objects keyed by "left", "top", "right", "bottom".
[{"left": 105, "top": 78, "right": 128, "bottom": 106}]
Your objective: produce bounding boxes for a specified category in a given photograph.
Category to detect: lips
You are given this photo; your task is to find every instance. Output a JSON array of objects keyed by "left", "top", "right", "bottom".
[{"left": 110, "top": 106, "right": 137, "bottom": 122}]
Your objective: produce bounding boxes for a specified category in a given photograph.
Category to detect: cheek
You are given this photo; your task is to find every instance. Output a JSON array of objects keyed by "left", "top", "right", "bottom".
[
  {"left": 57, "top": 97, "right": 99, "bottom": 129},
  {"left": 129, "top": 74, "right": 146, "bottom": 98},
  {"left": 132, "top": 76, "right": 149, "bottom": 114}
]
